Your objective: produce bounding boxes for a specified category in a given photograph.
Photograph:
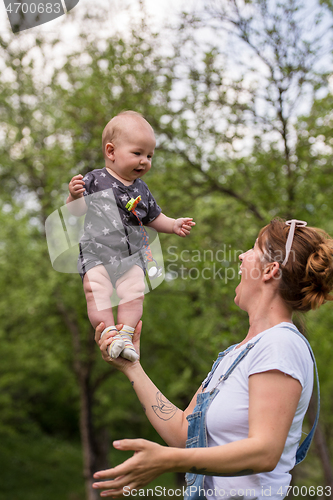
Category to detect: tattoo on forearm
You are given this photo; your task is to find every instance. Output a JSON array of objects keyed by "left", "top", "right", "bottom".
[
  {"left": 141, "top": 402, "right": 146, "bottom": 413},
  {"left": 152, "top": 391, "right": 178, "bottom": 420},
  {"left": 189, "top": 467, "right": 254, "bottom": 477}
]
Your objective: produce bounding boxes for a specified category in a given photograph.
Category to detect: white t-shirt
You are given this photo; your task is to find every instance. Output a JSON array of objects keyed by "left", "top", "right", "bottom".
[{"left": 203, "top": 323, "right": 314, "bottom": 500}]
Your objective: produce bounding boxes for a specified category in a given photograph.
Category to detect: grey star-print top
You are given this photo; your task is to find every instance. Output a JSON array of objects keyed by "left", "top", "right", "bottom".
[{"left": 79, "top": 168, "right": 162, "bottom": 260}]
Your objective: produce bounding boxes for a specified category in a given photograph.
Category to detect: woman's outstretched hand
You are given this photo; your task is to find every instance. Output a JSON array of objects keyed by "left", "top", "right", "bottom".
[
  {"left": 94, "top": 321, "right": 142, "bottom": 373},
  {"left": 93, "top": 439, "right": 171, "bottom": 497}
]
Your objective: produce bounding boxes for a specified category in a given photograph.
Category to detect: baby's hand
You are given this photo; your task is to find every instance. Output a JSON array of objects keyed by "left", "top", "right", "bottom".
[
  {"left": 69, "top": 174, "right": 85, "bottom": 199},
  {"left": 173, "top": 217, "right": 195, "bottom": 237}
]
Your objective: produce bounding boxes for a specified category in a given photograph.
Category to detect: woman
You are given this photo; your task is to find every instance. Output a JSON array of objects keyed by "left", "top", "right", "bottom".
[{"left": 92, "top": 219, "right": 333, "bottom": 499}]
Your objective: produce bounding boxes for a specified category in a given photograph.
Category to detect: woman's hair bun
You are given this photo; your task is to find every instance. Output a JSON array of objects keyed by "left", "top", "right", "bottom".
[
  {"left": 258, "top": 219, "right": 333, "bottom": 312},
  {"left": 301, "top": 240, "right": 333, "bottom": 311}
]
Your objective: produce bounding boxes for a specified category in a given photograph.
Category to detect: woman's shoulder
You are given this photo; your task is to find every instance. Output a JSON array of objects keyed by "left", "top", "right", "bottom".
[
  {"left": 260, "top": 323, "right": 311, "bottom": 353},
  {"left": 247, "top": 323, "right": 313, "bottom": 386}
]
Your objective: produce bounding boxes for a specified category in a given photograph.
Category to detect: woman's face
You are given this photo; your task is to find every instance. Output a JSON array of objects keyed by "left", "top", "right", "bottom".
[{"left": 234, "top": 239, "right": 266, "bottom": 312}]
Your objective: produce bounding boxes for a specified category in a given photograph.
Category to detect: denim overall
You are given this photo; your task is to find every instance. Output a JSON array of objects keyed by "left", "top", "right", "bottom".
[{"left": 184, "top": 325, "right": 320, "bottom": 500}]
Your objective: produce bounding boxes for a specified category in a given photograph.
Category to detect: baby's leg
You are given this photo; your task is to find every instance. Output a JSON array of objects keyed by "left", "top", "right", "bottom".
[
  {"left": 83, "top": 265, "right": 124, "bottom": 358},
  {"left": 116, "top": 265, "right": 145, "bottom": 361},
  {"left": 116, "top": 265, "right": 145, "bottom": 327},
  {"left": 83, "top": 265, "right": 114, "bottom": 328}
]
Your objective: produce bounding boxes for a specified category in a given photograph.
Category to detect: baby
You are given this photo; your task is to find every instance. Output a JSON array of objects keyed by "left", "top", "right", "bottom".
[{"left": 67, "top": 111, "right": 195, "bottom": 361}]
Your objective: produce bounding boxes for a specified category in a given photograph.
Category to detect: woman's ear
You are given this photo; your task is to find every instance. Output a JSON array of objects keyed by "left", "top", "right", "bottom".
[{"left": 263, "top": 261, "right": 281, "bottom": 281}]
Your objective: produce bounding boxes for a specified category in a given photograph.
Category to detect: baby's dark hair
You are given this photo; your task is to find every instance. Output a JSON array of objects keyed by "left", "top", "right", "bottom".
[{"left": 258, "top": 218, "right": 333, "bottom": 312}]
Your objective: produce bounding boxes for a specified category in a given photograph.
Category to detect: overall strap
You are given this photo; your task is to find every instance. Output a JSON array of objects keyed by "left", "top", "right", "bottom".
[
  {"left": 282, "top": 325, "right": 320, "bottom": 465},
  {"left": 202, "top": 344, "right": 236, "bottom": 390},
  {"left": 210, "top": 338, "right": 261, "bottom": 394}
]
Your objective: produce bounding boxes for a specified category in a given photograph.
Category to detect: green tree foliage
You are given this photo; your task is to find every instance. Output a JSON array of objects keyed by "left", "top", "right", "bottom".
[
  {"left": 0, "top": 0, "right": 333, "bottom": 497},
  {"left": 0, "top": 15, "right": 179, "bottom": 499}
]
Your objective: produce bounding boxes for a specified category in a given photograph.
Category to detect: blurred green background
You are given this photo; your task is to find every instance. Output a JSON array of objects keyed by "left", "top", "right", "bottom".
[{"left": 0, "top": 1, "right": 332, "bottom": 498}]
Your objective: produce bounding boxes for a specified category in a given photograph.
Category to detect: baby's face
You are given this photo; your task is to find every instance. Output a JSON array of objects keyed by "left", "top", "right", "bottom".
[{"left": 106, "top": 122, "right": 156, "bottom": 183}]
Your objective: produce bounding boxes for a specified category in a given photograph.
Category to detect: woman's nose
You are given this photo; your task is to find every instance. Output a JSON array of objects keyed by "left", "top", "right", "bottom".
[{"left": 239, "top": 248, "right": 251, "bottom": 261}]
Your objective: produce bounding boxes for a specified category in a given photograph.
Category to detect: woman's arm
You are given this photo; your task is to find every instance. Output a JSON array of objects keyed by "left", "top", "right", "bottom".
[
  {"left": 121, "top": 362, "right": 200, "bottom": 448},
  {"left": 95, "top": 322, "right": 200, "bottom": 448},
  {"left": 93, "top": 369, "right": 302, "bottom": 497}
]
